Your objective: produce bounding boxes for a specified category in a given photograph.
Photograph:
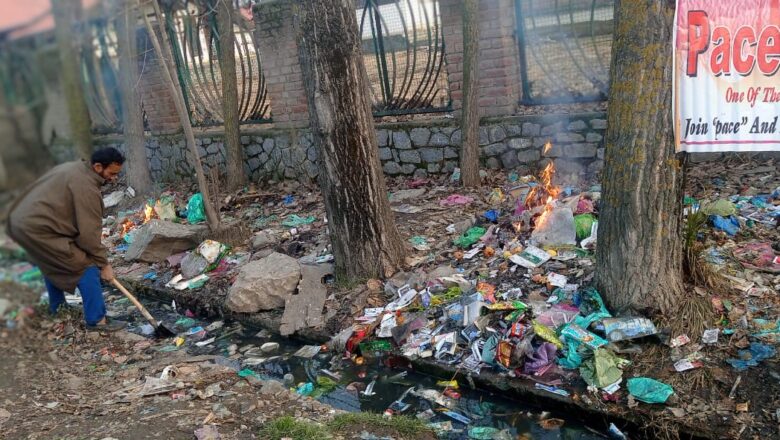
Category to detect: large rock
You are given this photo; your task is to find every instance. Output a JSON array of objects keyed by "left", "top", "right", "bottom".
[
  {"left": 279, "top": 263, "right": 333, "bottom": 336},
  {"left": 124, "top": 220, "right": 205, "bottom": 263},
  {"left": 226, "top": 252, "right": 301, "bottom": 312}
]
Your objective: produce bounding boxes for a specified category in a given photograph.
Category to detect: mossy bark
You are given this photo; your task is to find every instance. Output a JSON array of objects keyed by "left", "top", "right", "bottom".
[
  {"left": 295, "top": 0, "right": 406, "bottom": 280},
  {"left": 216, "top": 0, "right": 246, "bottom": 190},
  {"left": 595, "top": 0, "right": 685, "bottom": 315},
  {"left": 459, "top": 0, "right": 480, "bottom": 187},
  {"left": 52, "top": 0, "right": 93, "bottom": 159},
  {"left": 115, "top": 0, "right": 152, "bottom": 195}
]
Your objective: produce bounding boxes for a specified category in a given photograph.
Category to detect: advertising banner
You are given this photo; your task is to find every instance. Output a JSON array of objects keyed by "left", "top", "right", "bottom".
[{"left": 674, "top": 0, "right": 780, "bottom": 152}]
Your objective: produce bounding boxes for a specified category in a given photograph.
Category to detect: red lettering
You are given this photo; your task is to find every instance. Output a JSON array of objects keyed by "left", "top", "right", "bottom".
[
  {"left": 687, "top": 11, "right": 710, "bottom": 76},
  {"left": 757, "top": 26, "right": 780, "bottom": 75},
  {"left": 710, "top": 26, "right": 731, "bottom": 75},
  {"left": 733, "top": 26, "right": 757, "bottom": 75}
]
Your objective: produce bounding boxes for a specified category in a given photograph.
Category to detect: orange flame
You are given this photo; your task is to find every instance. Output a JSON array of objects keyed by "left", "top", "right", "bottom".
[
  {"left": 120, "top": 219, "right": 135, "bottom": 238},
  {"left": 543, "top": 141, "right": 552, "bottom": 155},
  {"left": 143, "top": 203, "right": 154, "bottom": 223},
  {"left": 524, "top": 160, "right": 559, "bottom": 209}
]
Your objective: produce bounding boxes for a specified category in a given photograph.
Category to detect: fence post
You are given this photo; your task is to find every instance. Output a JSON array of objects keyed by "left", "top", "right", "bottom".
[{"left": 253, "top": 0, "right": 309, "bottom": 128}]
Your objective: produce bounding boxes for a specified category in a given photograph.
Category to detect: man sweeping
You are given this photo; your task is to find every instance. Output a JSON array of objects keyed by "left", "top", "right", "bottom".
[{"left": 7, "top": 148, "right": 127, "bottom": 331}]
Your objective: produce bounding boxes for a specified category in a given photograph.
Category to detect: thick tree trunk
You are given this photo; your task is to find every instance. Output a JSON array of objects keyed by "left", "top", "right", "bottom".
[
  {"left": 459, "top": 0, "right": 480, "bottom": 187},
  {"left": 216, "top": 0, "right": 246, "bottom": 190},
  {"left": 51, "top": 0, "right": 93, "bottom": 159},
  {"left": 295, "top": 0, "right": 406, "bottom": 280},
  {"left": 115, "top": 0, "right": 153, "bottom": 195},
  {"left": 140, "top": 0, "right": 220, "bottom": 231},
  {"left": 595, "top": 0, "right": 684, "bottom": 316}
]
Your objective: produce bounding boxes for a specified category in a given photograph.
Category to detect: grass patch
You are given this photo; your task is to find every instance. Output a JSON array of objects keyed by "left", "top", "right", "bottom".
[
  {"left": 259, "top": 413, "right": 435, "bottom": 440},
  {"left": 328, "top": 412, "right": 435, "bottom": 439},
  {"left": 259, "top": 416, "right": 331, "bottom": 440}
]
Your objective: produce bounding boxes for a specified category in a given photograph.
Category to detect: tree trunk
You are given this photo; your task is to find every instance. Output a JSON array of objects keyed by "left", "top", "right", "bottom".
[
  {"left": 459, "top": 0, "right": 480, "bottom": 187},
  {"left": 140, "top": 0, "right": 221, "bottom": 231},
  {"left": 115, "top": 0, "right": 153, "bottom": 195},
  {"left": 595, "top": 0, "right": 684, "bottom": 316},
  {"left": 295, "top": 0, "right": 406, "bottom": 280},
  {"left": 216, "top": 0, "right": 246, "bottom": 190},
  {"left": 51, "top": 0, "right": 93, "bottom": 160}
]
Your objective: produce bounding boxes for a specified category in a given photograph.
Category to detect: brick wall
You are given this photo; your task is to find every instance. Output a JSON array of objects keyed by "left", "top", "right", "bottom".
[
  {"left": 136, "top": 25, "right": 180, "bottom": 135},
  {"left": 253, "top": 1, "right": 309, "bottom": 128},
  {"left": 440, "top": 0, "right": 522, "bottom": 117}
]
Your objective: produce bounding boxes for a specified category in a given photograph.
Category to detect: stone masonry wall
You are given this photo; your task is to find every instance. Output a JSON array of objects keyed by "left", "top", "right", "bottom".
[{"left": 94, "top": 112, "right": 608, "bottom": 185}]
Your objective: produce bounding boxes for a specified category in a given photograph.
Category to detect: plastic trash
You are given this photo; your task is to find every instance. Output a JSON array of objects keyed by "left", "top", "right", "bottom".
[
  {"left": 154, "top": 197, "right": 177, "bottom": 221},
  {"left": 710, "top": 215, "right": 740, "bottom": 236},
  {"left": 296, "top": 382, "right": 314, "bottom": 396},
  {"left": 701, "top": 199, "right": 737, "bottom": 216},
  {"left": 468, "top": 427, "right": 501, "bottom": 439},
  {"left": 627, "top": 377, "right": 674, "bottom": 404},
  {"left": 574, "top": 213, "right": 597, "bottom": 241},
  {"left": 531, "top": 206, "right": 576, "bottom": 246},
  {"left": 454, "top": 227, "right": 486, "bottom": 248},
  {"left": 523, "top": 342, "right": 557, "bottom": 374},
  {"left": 509, "top": 246, "right": 551, "bottom": 268},
  {"left": 282, "top": 214, "right": 316, "bottom": 227},
  {"left": 440, "top": 194, "right": 474, "bottom": 207},
  {"left": 483, "top": 210, "right": 500, "bottom": 223},
  {"left": 181, "top": 253, "right": 209, "bottom": 279},
  {"left": 602, "top": 317, "right": 658, "bottom": 342},
  {"left": 532, "top": 320, "right": 563, "bottom": 349},
  {"left": 726, "top": 343, "right": 776, "bottom": 371},
  {"left": 560, "top": 323, "right": 608, "bottom": 349},
  {"left": 580, "top": 348, "right": 629, "bottom": 388},
  {"left": 186, "top": 193, "right": 206, "bottom": 224}
]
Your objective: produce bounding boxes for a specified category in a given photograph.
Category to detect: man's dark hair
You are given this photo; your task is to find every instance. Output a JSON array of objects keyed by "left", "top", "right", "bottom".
[{"left": 90, "top": 147, "right": 125, "bottom": 167}]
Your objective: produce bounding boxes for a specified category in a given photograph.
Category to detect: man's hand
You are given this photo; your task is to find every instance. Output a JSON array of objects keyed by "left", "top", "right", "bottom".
[{"left": 100, "top": 265, "right": 115, "bottom": 281}]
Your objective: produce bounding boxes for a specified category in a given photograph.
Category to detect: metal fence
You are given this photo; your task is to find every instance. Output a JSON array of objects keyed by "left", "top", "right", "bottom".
[
  {"left": 164, "top": 1, "right": 271, "bottom": 126},
  {"left": 357, "top": 0, "right": 450, "bottom": 116},
  {"left": 515, "top": 0, "right": 614, "bottom": 104}
]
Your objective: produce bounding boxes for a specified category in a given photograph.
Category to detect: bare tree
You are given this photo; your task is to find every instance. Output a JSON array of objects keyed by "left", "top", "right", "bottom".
[
  {"left": 295, "top": 0, "right": 406, "bottom": 279},
  {"left": 115, "top": 0, "right": 152, "bottom": 195},
  {"left": 595, "top": 0, "right": 684, "bottom": 315},
  {"left": 139, "top": 0, "right": 221, "bottom": 231},
  {"left": 51, "top": 0, "right": 93, "bottom": 159},
  {"left": 458, "top": 0, "right": 480, "bottom": 187},
  {"left": 215, "top": 0, "right": 246, "bottom": 190}
]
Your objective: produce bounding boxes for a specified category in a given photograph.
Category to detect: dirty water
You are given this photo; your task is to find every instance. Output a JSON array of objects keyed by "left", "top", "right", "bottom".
[{"left": 110, "top": 292, "right": 606, "bottom": 440}]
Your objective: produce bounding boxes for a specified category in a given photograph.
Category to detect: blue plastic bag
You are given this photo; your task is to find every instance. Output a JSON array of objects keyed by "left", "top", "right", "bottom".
[
  {"left": 726, "top": 343, "right": 776, "bottom": 371},
  {"left": 710, "top": 215, "right": 739, "bottom": 236}
]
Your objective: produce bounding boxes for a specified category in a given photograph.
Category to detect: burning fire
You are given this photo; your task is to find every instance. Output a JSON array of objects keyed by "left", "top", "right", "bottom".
[
  {"left": 524, "top": 148, "right": 562, "bottom": 230},
  {"left": 543, "top": 141, "right": 552, "bottom": 155},
  {"left": 525, "top": 160, "right": 560, "bottom": 209},
  {"left": 144, "top": 203, "right": 154, "bottom": 223},
  {"left": 120, "top": 219, "right": 135, "bottom": 239}
]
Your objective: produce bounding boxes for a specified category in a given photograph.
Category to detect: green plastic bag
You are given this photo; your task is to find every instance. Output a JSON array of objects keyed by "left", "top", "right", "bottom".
[
  {"left": 702, "top": 199, "right": 737, "bottom": 217},
  {"left": 574, "top": 213, "right": 597, "bottom": 240},
  {"left": 468, "top": 427, "right": 501, "bottom": 439},
  {"left": 580, "top": 348, "right": 629, "bottom": 388},
  {"left": 627, "top": 377, "right": 674, "bottom": 403},
  {"left": 282, "top": 214, "right": 316, "bottom": 227},
  {"left": 453, "top": 226, "right": 486, "bottom": 248},
  {"left": 186, "top": 193, "right": 206, "bottom": 224}
]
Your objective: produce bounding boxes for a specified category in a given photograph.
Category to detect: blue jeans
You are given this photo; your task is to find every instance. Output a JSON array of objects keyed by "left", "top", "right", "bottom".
[{"left": 45, "top": 266, "right": 106, "bottom": 326}]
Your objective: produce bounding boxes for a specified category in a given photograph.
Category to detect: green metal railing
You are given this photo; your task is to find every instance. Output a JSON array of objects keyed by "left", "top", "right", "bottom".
[
  {"left": 358, "top": 0, "right": 451, "bottom": 116},
  {"left": 515, "top": 0, "right": 614, "bottom": 104},
  {"left": 164, "top": 1, "right": 271, "bottom": 126}
]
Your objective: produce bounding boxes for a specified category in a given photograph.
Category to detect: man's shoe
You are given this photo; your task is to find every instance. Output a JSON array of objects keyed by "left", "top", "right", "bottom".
[{"left": 86, "top": 318, "right": 127, "bottom": 332}]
